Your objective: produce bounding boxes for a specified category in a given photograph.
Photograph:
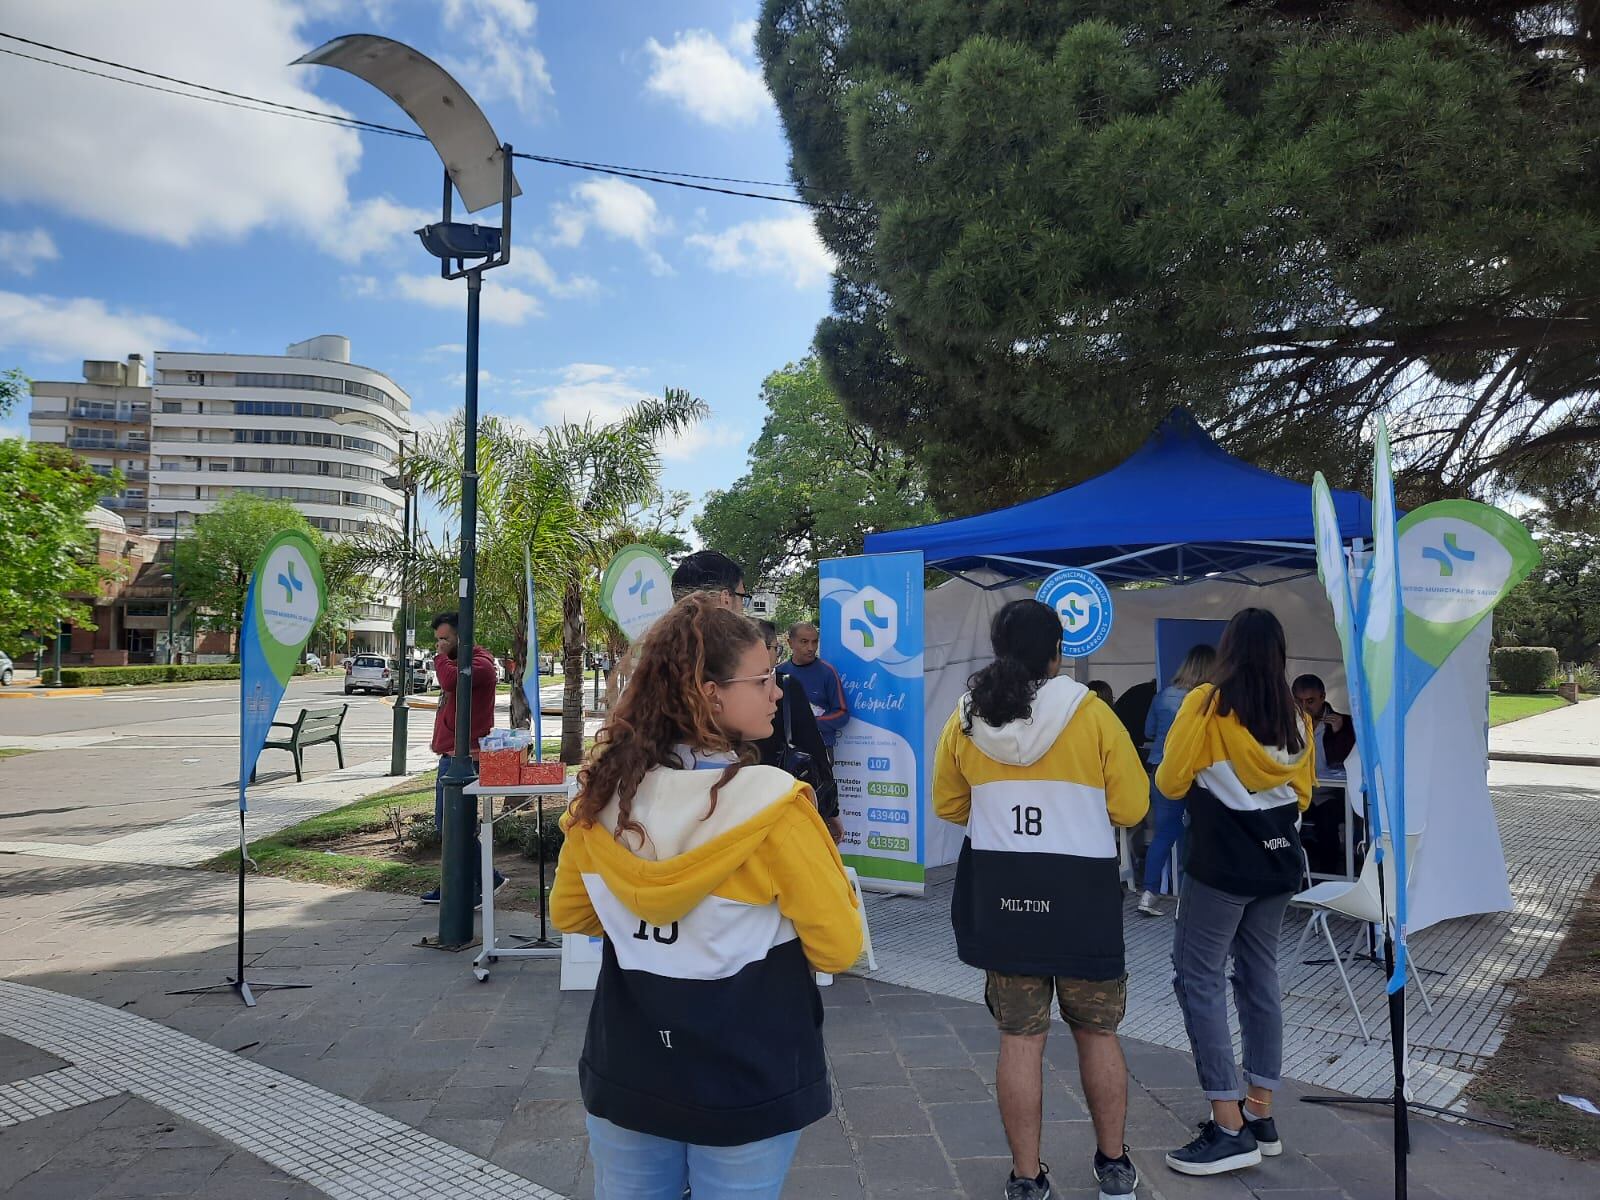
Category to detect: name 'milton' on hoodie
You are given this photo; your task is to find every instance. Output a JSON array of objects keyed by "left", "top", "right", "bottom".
[{"left": 933, "top": 675, "right": 1149, "bottom": 982}]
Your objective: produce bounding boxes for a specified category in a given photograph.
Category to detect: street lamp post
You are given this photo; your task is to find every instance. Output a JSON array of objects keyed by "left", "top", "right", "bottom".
[
  {"left": 165, "top": 555, "right": 178, "bottom": 666},
  {"left": 296, "top": 34, "right": 520, "bottom": 949},
  {"left": 385, "top": 435, "right": 419, "bottom": 777}
]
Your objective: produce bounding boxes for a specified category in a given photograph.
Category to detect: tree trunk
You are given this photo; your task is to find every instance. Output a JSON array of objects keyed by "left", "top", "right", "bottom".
[
  {"left": 605, "top": 632, "right": 628, "bottom": 710},
  {"left": 509, "top": 593, "right": 530, "bottom": 730},
  {"left": 561, "top": 574, "right": 586, "bottom": 764}
]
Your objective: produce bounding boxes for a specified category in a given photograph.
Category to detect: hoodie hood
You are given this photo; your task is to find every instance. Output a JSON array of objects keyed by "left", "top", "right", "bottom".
[
  {"left": 563, "top": 763, "right": 809, "bottom": 927},
  {"left": 962, "top": 675, "right": 1091, "bottom": 767},
  {"left": 1192, "top": 684, "right": 1312, "bottom": 791}
]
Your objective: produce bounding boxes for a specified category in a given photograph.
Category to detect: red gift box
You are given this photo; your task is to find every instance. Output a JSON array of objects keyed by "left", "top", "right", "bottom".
[
  {"left": 478, "top": 748, "right": 523, "bottom": 787},
  {"left": 520, "top": 760, "right": 566, "bottom": 786}
]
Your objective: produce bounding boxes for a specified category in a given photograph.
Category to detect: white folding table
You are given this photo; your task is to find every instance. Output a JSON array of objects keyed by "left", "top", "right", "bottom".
[{"left": 463, "top": 778, "right": 575, "bottom": 982}]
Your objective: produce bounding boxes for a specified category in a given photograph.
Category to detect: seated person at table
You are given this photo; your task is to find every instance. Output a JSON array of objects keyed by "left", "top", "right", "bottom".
[{"left": 1292, "top": 674, "right": 1358, "bottom": 874}]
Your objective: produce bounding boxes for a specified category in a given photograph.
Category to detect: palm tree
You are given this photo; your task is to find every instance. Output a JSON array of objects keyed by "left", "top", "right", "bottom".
[{"left": 369, "top": 389, "right": 705, "bottom": 761}]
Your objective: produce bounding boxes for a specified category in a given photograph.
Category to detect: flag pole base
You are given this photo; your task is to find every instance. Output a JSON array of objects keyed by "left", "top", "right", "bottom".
[{"left": 167, "top": 978, "right": 313, "bottom": 1009}]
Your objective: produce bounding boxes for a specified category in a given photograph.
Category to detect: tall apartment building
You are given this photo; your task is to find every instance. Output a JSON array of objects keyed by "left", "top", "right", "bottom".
[
  {"left": 27, "top": 355, "right": 153, "bottom": 531},
  {"left": 28, "top": 334, "right": 412, "bottom": 659}
]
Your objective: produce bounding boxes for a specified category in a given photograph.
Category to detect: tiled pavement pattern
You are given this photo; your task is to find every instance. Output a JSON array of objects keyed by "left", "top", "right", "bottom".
[
  {"left": 861, "top": 781, "right": 1600, "bottom": 1113},
  {"left": 0, "top": 980, "right": 565, "bottom": 1200},
  {"left": 5, "top": 853, "right": 1599, "bottom": 1199}
]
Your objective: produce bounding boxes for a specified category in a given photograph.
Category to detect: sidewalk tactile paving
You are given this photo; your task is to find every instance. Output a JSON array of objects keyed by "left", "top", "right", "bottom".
[
  {"left": 859, "top": 782, "right": 1600, "bottom": 1112},
  {"left": 0, "top": 979, "right": 567, "bottom": 1200}
]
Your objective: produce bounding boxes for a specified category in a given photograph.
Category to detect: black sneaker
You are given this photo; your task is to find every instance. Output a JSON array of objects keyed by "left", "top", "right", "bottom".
[
  {"left": 419, "top": 888, "right": 440, "bottom": 904},
  {"left": 1093, "top": 1147, "right": 1139, "bottom": 1198},
  {"left": 1245, "top": 1113, "right": 1281, "bottom": 1156},
  {"left": 1165, "top": 1121, "right": 1260, "bottom": 1176},
  {"left": 1004, "top": 1162, "right": 1051, "bottom": 1200}
]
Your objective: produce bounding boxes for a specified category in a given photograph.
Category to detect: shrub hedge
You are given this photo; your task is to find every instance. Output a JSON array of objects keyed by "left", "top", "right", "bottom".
[
  {"left": 1492, "top": 646, "right": 1560, "bottom": 694},
  {"left": 53, "top": 663, "right": 311, "bottom": 687}
]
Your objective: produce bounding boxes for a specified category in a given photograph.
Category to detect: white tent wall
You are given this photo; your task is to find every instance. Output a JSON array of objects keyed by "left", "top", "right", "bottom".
[
  {"left": 915, "top": 571, "right": 1510, "bottom": 930},
  {"left": 1074, "top": 571, "right": 1350, "bottom": 709}
]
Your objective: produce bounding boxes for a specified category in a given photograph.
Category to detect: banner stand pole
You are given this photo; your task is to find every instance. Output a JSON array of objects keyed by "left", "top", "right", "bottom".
[{"left": 170, "top": 803, "right": 313, "bottom": 1008}]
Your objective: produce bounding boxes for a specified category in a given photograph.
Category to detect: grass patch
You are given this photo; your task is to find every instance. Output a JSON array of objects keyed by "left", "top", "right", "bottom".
[
  {"left": 1489, "top": 693, "right": 1569, "bottom": 726},
  {"left": 201, "top": 782, "right": 439, "bottom": 896},
  {"left": 0, "top": 747, "right": 34, "bottom": 760}
]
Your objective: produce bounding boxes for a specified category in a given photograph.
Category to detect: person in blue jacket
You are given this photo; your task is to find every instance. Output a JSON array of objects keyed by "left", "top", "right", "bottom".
[
  {"left": 777, "top": 622, "right": 850, "bottom": 754},
  {"left": 1137, "top": 644, "right": 1216, "bottom": 916}
]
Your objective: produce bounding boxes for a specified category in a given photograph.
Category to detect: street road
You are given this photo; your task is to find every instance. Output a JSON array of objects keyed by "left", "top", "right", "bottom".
[{"left": 0, "top": 677, "right": 444, "bottom": 846}]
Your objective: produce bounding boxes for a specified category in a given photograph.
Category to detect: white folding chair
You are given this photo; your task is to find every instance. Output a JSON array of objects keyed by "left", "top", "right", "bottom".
[{"left": 1288, "top": 832, "right": 1432, "bottom": 1043}]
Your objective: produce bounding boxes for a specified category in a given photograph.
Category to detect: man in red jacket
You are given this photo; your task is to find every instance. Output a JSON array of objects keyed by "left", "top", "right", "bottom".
[{"left": 421, "top": 612, "right": 503, "bottom": 904}]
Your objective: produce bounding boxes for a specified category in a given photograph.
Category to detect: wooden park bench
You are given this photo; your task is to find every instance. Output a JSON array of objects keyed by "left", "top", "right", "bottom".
[{"left": 251, "top": 704, "right": 348, "bottom": 783}]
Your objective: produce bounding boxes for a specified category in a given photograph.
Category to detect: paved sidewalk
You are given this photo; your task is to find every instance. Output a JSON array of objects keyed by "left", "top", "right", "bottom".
[
  {"left": 1489, "top": 695, "right": 1600, "bottom": 764},
  {"left": 4, "top": 854, "right": 1596, "bottom": 1199}
]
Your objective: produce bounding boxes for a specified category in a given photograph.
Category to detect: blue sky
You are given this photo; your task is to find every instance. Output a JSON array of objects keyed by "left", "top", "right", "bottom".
[{"left": 0, "top": 0, "right": 833, "bottom": 534}]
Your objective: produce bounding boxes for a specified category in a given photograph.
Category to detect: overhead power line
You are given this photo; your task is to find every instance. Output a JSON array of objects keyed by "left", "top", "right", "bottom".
[{"left": 0, "top": 30, "right": 863, "bottom": 213}]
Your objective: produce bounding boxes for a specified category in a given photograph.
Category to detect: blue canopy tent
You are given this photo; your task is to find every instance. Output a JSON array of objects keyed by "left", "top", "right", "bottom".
[{"left": 865, "top": 410, "right": 1375, "bottom": 583}]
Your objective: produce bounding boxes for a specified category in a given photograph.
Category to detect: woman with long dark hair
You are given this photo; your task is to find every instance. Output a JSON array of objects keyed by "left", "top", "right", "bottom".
[
  {"left": 1154, "top": 608, "right": 1314, "bottom": 1177},
  {"left": 933, "top": 599, "right": 1148, "bottom": 1200},
  {"left": 549, "top": 594, "right": 862, "bottom": 1200}
]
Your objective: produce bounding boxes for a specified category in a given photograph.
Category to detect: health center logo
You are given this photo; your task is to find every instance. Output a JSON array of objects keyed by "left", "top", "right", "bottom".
[
  {"left": 841, "top": 585, "right": 897, "bottom": 663},
  {"left": 1036, "top": 567, "right": 1114, "bottom": 657}
]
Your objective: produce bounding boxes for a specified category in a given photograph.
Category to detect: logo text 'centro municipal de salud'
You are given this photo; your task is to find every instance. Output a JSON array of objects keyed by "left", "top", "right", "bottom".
[
  {"left": 840, "top": 585, "right": 898, "bottom": 663},
  {"left": 1421, "top": 532, "right": 1475, "bottom": 577},
  {"left": 278, "top": 561, "right": 303, "bottom": 605},
  {"left": 1036, "top": 567, "right": 1114, "bottom": 658}
]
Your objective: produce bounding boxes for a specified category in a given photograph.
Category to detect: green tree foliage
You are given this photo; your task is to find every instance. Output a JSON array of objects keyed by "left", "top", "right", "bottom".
[
  {"left": 387, "top": 389, "right": 705, "bottom": 760},
  {"left": 0, "top": 438, "right": 115, "bottom": 648},
  {"left": 1496, "top": 527, "right": 1600, "bottom": 664},
  {"left": 758, "top": 1, "right": 1600, "bottom": 513},
  {"left": 0, "top": 367, "right": 26, "bottom": 418},
  {"left": 697, "top": 357, "right": 937, "bottom": 615},
  {"left": 174, "top": 494, "right": 322, "bottom": 638}
]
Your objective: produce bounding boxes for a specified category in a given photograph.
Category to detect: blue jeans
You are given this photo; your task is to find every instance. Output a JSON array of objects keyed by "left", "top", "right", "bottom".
[
  {"left": 586, "top": 1115, "right": 801, "bottom": 1200},
  {"left": 1171, "top": 877, "right": 1291, "bottom": 1100},
  {"left": 1143, "top": 785, "right": 1186, "bottom": 894}
]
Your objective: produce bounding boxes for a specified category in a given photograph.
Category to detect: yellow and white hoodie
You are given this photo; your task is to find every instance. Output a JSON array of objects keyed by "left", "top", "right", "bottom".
[
  {"left": 549, "top": 761, "right": 861, "bottom": 1147},
  {"left": 933, "top": 676, "right": 1148, "bottom": 981},
  {"left": 1154, "top": 683, "right": 1316, "bottom": 896}
]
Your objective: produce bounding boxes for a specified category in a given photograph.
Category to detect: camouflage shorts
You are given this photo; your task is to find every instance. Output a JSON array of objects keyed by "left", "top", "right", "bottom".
[{"left": 984, "top": 971, "right": 1128, "bottom": 1036}]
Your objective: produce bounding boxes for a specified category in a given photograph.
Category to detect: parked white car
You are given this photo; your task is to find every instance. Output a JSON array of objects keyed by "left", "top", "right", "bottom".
[
  {"left": 304, "top": 652, "right": 323, "bottom": 671},
  {"left": 344, "top": 654, "right": 397, "bottom": 695},
  {"left": 0, "top": 649, "right": 13, "bottom": 687}
]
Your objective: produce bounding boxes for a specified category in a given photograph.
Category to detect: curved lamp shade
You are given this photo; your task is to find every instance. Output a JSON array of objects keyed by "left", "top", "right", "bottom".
[{"left": 293, "top": 34, "right": 521, "bottom": 213}]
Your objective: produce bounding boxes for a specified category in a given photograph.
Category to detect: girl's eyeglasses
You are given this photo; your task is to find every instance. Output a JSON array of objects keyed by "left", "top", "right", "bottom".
[{"left": 716, "top": 668, "right": 778, "bottom": 688}]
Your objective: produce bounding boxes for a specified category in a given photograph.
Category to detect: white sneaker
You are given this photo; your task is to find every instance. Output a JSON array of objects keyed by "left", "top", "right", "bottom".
[{"left": 1137, "top": 890, "right": 1162, "bottom": 917}]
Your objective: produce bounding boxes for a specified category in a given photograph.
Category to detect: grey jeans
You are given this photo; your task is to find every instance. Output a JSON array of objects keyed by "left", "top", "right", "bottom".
[{"left": 1171, "top": 877, "right": 1292, "bottom": 1100}]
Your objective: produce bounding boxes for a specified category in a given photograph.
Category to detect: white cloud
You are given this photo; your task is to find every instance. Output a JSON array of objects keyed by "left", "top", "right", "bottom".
[
  {"left": 517, "top": 363, "right": 736, "bottom": 461},
  {"left": 313, "top": 197, "right": 435, "bottom": 263},
  {"left": 0, "top": 290, "right": 200, "bottom": 361},
  {"left": 440, "top": 0, "right": 554, "bottom": 119},
  {"left": 393, "top": 272, "right": 543, "bottom": 324},
  {"left": 643, "top": 29, "right": 769, "bottom": 127},
  {"left": 549, "top": 179, "right": 672, "bottom": 275},
  {"left": 686, "top": 215, "right": 836, "bottom": 288},
  {"left": 0, "top": 229, "right": 59, "bottom": 276},
  {"left": 0, "top": 2, "right": 364, "bottom": 247},
  {"left": 426, "top": 343, "right": 467, "bottom": 356},
  {"left": 502, "top": 246, "right": 601, "bottom": 299}
]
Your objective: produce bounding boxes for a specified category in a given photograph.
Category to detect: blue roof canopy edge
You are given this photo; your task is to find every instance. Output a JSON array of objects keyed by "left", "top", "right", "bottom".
[{"left": 864, "top": 409, "right": 1375, "bottom": 584}]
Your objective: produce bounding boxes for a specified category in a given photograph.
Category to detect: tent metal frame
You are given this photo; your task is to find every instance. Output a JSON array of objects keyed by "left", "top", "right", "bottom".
[{"left": 941, "top": 537, "right": 1349, "bottom": 591}]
